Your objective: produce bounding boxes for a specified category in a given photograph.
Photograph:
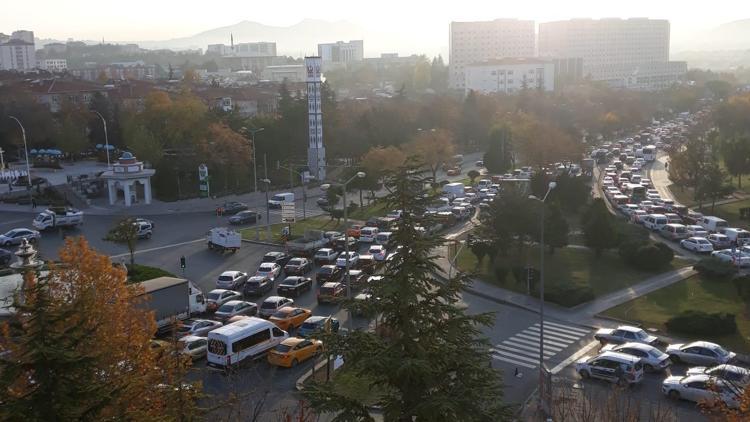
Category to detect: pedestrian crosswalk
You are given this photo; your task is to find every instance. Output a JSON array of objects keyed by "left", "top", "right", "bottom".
[{"left": 490, "top": 320, "right": 591, "bottom": 369}]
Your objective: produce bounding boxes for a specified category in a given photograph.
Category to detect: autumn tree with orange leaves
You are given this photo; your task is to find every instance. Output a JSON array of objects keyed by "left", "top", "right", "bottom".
[{"left": 0, "top": 237, "right": 201, "bottom": 421}]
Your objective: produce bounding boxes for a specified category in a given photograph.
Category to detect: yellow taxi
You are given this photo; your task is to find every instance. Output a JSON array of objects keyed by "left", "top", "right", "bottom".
[
  {"left": 267, "top": 337, "right": 322, "bottom": 368},
  {"left": 268, "top": 306, "right": 312, "bottom": 331}
]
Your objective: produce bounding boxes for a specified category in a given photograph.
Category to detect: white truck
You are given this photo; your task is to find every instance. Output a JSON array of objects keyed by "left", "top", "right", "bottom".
[
  {"left": 442, "top": 182, "right": 465, "bottom": 200},
  {"left": 207, "top": 227, "right": 241, "bottom": 253},
  {"left": 32, "top": 207, "right": 84, "bottom": 230},
  {"left": 136, "top": 277, "right": 207, "bottom": 332},
  {"left": 268, "top": 192, "right": 294, "bottom": 209}
]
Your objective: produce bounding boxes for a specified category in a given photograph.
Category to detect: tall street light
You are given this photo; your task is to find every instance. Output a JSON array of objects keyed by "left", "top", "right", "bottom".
[
  {"left": 91, "top": 110, "right": 111, "bottom": 169},
  {"left": 242, "top": 127, "right": 264, "bottom": 193},
  {"left": 260, "top": 178, "right": 271, "bottom": 240},
  {"left": 321, "top": 171, "right": 366, "bottom": 329},
  {"left": 8, "top": 116, "right": 33, "bottom": 207},
  {"left": 529, "top": 181, "right": 557, "bottom": 415}
]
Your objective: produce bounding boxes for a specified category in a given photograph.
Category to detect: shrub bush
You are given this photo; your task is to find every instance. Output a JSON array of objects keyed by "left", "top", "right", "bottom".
[
  {"left": 665, "top": 310, "right": 737, "bottom": 336},
  {"left": 126, "top": 264, "right": 177, "bottom": 283},
  {"left": 693, "top": 257, "right": 738, "bottom": 279},
  {"left": 531, "top": 283, "right": 594, "bottom": 307},
  {"left": 619, "top": 240, "right": 674, "bottom": 271}
]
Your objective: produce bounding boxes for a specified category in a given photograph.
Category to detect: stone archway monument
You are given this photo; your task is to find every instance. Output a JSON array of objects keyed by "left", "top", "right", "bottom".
[{"left": 101, "top": 152, "right": 155, "bottom": 206}]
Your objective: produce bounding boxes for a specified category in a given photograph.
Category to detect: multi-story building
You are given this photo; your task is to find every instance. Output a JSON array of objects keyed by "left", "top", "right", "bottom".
[
  {"left": 261, "top": 65, "right": 306, "bottom": 83},
  {"left": 464, "top": 58, "right": 555, "bottom": 94},
  {"left": 39, "top": 59, "right": 68, "bottom": 72},
  {"left": 538, "top": 18, "right": 686, "bottom": 90},
  {"left": 449, "top": 19, "right": 535, "bottom": 90},
  {"left": 10, "top": 30, "right": 33, "bottom": 44},
  {"left": 25, "top": 79, "right": 110, "bottom": 112},
  {"left": 0, "top": 30, "right": 36, "bottom": 71},
  {"left": 317, "top": 40, "right": 364, "bottom": 69},
  {"left": 70, "top": 61, "right": 156, "bottom": 81},
  {"left": 208, "top": 42, "right": 276, "bottom": 58}
]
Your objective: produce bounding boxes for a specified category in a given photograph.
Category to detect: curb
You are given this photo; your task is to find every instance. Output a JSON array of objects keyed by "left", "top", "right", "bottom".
[
  {"left": 295, "top": 358, "right": 331, "bottom": 391},
  {"left": 241, "top": 238, "right": 282, "bottom": 248}
]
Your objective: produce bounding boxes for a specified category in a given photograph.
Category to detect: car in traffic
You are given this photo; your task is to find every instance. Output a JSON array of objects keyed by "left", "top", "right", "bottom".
[
  {"left": 594, "top": 325, "right": 660, "bottom": 346},
  {"left": 220, "top": 201, "right": 249, "bottom": 214},
  {"left": 256, "top": 262, "right": 282, "bottom": 280},
  {"left": 666, "top": 341, "right": 736, "bottom": 366},
  {"left": 315, "top": 265, "right": 343, "bottom": 284},
  {"left": 317, "top": 282, "right": 345, "bottom": 304},
  {"left": 313, "top": 248, "right": 339, "bottom": 265},
  {"left": 268, "top": 306, "right": 312, "bottom": 331},
  {"left": 262, "top": 251, "right": 292, "bottom": 267},
  {"left": 228, "top": 210, "right": 260, "bottom": 225},
  {"left": 680, "top": 237, "right": 714, "bottom": 253},
  {"left": 662, "top": 374, "right": 741, "bottom": 409},
  {"left": 276, "top": 276, "right": 313, "bottom": 297},
  {"left": 335, "top": 251, "right": 360, "bottom": 268},
  {"left": 630, "top": 210, "right": 648, "bottom": 224},
  {"left": 206, "top": 289, "right": 242, "bottom": 312},
  {"left": 575, "top": 351, "right": 645, "bottom": 386},
  {"left": 601, "top": 342, "right": 671, "bottom": 373},
  {"left": 258, "top": 296, "right": 294, "bottom": 318},
  {"left": 686, "top": 364, "right": 750, "bottom": 387},
  {"left": 685, "top": 225, "right": 709, "bottom": 238},
  {"left": 346, "top": 224, "right": 363, "bottom": 238},
  {"left": 284, "top": 257, "right": 312, "bottom": 276},
  {"left": 178, "top": 335, "right": 208, "bottom": 360},
  {"left": 333, "top": 235, "right": 358, "bottom": 252},
  {"left": 133, "top": 220, "right": 153, "bottom": 239},
  {"left": 298, "top": 316, "right": 340, "bottom": 338},
  {"left": 214, "top": 300, "right": 258, "bottom": 322},
  {"left": 316, "top": 196, "right": 330, "bottom": 207},
  {"left": 243, "top": 275, "right": 273, "bottom": 297},
  {"left": 0, "top": 228, "right": 40, "bottom": 246},
  {"left": 711, "top": 249, "right": 750, "bottom": 267},
  {"left": 707, "top": 233, "right": 732, "bottom": 250},
  {"left": 369, "top": 244, "right": 387, "bottom": 261},
  {"left": 175, "top": 319, "right": 223, "bottom": 337},
  {"left": 267, "top": 337, "right": 322, "bottom": 368},
  {"left": 216, "top": 271, "right": 248, "bottom": 290}
]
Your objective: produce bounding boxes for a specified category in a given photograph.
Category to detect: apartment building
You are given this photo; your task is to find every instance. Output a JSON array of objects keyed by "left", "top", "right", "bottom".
[
  {"left": 39, "top": 59, "right": 68, "bottom": 72},
  {"left": 449, "top": 19, "right": 535, "bottom": 90},
  {"left": 464, "top": 58, "right": 555, "bottom": 94},
  {"left": 538, "top": 18, "right": 685, "bottom": 90},
  {"left": 0, "top": 30, "right": 36, "bottom": 71},
  {"left": 317, "top": 40, "right": 364, "bottom": 69}
]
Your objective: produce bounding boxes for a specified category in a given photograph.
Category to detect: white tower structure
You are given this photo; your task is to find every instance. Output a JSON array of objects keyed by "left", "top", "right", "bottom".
[{"left": 305, "top": 56, "right": 326, "bottom": 180}]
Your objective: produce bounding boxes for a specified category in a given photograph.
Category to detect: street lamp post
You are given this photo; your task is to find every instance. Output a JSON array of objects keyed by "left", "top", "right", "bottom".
[
  {"left": 529, "top": 181, "right": 557, "bottom": 415},
  {"left": 241, "top": 127, "right": 264, "bottom": 193},
  {"left": 8, "top": 116, "right": 33, "bottom": 207},
  {"left": 91, "top": 110, "right": 111, "bottom": 169},
  {"left": 261, "top": 178, "right": 271, "bottom": 240},
  {"left": 321, "top": 171, "right": 366, "bottom": 329}
]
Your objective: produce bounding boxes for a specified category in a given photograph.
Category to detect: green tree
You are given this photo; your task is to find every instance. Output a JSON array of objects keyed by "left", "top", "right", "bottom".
[
  {"left": 406, "top": 129, "right": 455, "bottom": 182},
  {"left": 483, "top": 124, "right": 514, "bottom": 174},
  {"left": 582, "top": 199, "right": 618, "bottom": 257},
  {"left": 696, "top": 162, "right": 732, "bottom": 213},
  {"left": 467, "top": 169, "right": 481, "bottom": 184},
  {"left": 305, "top": 165, "right": 510, "bottom": 421},
  {"left": 720, "top": 133, "right": 750, "bottom": 189},
  {"left": 541, "top": 203, "right": 569, "bottom": 255},
  {"left": 104, "top": 217, "right": 139, "bottom": 265},
  {"left": 57, "top": 102, "right": 89, "bottom": 156},
  {"left": 121, "top": 114, "right": 163, "bottom": 167}
]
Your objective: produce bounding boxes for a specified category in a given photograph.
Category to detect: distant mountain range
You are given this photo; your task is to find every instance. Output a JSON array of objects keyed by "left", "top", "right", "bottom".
[{"left": 673, "top": 19, "right": 750, "bottom": 52}]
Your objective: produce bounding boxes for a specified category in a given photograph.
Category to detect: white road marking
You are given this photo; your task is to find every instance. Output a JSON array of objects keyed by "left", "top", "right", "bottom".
[
  {"left": 501, "top": 340, "right": 556, "bottom": 356},
  {"left": 109, "top": 238, "right": 205, "bottom": 259},
  {"left": 515, "top": 333, "right": 570, "bottom": 348},
  {"left": 491, "top": 353, "right": 536, "bottom": 369},
  {"left": 492, "top": 349, "right": 539, "bottom": 365},
  {"left": 493, "top": 344, "right": 540, "bottom": 359},
  {"left": 550, "top": 340, "right": 600, "bottom": 375},
  {"left": 529, "top": 325, "right": 583, "bottom": 341},
  {"left": 508, "top": 335, "right": 565, "bottom": 351},
  {"left": 544, "top": 320, "right": 590, "bottom": 335}
]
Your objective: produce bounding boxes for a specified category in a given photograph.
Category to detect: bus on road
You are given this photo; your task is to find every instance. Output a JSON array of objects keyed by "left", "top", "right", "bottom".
[{"left": 643, "top": 145, "right": 656, "bottom": 162}]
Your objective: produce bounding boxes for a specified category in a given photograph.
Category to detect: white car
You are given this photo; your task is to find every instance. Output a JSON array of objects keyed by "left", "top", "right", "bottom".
[
  {"left": 667, "top": 341, "right": 737, "bottom": 366},
  {"left": 178, "top": 335, "right": 208, "bottom": 360},
  {"left": 575, "top": 351, "right": 644, "bottom": 385},
  {"left": 686, "top": 225, "right": 709, "bottom": 238},
  {"left": 711, "top": 249, "right": 750, "bottom": 267},
  {"left": 686, "top": 364, "right": 750, "bottom": 387},
  {"left": 594, "top": 325, "right": 660, "bottom": 346},
  {"left": 206, "top": 289, "right": 242, "bottom": 312},
  {"left": 368, "top": 245, "right": 387, "bottom": 261},
  {"left": 335, "top": 251, "right": 360, "bottom": 268},
  {"left": 216, "top": 270, "right": 248, "bottom": 290},
  {"left": 256, "top": 262, "right": 282, "bottom": 280},
  {"left": 680, "top": 237, "right": 714, "bottom": 253},
  {"left": 662, "top": 374, "right": 741, "bottom": 409},
  {"left": 386, "top": 210, "right": 403, "bottom": 220},
  {"left": 601, "top": 342, "right": 672, "bottom": 373},
  {"left": 630, "top": 210, "right": 648, "bottom": 224},
  {"left": 176, "top": 319, "right": 223, "bottom": 337}
]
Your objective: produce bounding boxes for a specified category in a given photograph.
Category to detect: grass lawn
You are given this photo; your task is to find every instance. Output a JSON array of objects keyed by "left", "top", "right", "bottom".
[
  {"left": 668, "top": 184, "right": 696, "bottom": 207},
  {"left": 348, "top": 199, "right": 390, "bottom": 221},
  {"left": 457, "top": 246, "right": 692, "bottom": 307},
  {"left": 603, "top": 274, "right": 750, "bottom": 353},
  {"left": 697, "top": 198, "right": 750, "bottom": 228},
  {"left": 239, "top": 216, "right": 348, "bottom": 243}
]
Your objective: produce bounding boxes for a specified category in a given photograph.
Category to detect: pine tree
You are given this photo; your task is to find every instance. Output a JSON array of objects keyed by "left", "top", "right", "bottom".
[
  {"left": 582, "top": 199, "right": 618, "bottom": 257},
  {"left": 305, "top": 163, "right": 511, "bottom": 421}
]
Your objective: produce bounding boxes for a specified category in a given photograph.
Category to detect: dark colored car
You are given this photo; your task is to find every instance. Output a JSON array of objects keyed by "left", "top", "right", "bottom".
[
  {"left": 284, "top": 257, "right": 312, "bottom": 275},
  {"left": 262, "top": 251, "right": 292, "bottom": 267},
  {"left": 316, "top": 265, "right": 343, "bottom": 284},
  {"left": 277, "top": 276, "right": 313, "bottom": 297},
  {"left": 343, "top": 269, "right": 367, "bottom": 290},
  {"left": 356, "top": 255, "right": 377, "bottom": 275},
  {"left": 220, "top": 201, "right": 249, "bottom": 215},
  {"left": 0, "top": 248, "right": 13, "bottom": 268},
  {"left": 298, "top": 316, "right": 340, "bottom": 338},
  {"left": 243, "top": 275, "right": 273, "bottom": 296},
  {"left": 333, "top": 236, "right": 358, "bottom": 252},
  {"left": 317, "top": 282, "right": 346, "bottom": 304},
  {"left": 229, "top": 210, "right": 260, "bottom": 225},
  {"left": 316, "top": 197, "right": 330, "bottom": 207}
]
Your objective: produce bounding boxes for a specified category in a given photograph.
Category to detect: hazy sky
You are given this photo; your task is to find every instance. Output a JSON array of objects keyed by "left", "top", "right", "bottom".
[{"left": 3, "top": 0, "right": 747, "bottom": 42}]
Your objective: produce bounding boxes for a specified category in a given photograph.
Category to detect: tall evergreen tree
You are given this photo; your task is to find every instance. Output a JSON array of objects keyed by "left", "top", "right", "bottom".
[
  {"left": 582, "top": 198, "right": 618, "bottom": 257},
  {"left": 483, "top": 124, "right": 514, "bottom": 174},
  {"left": 305, "top": 163, "right": 510, "bottom": 421}
]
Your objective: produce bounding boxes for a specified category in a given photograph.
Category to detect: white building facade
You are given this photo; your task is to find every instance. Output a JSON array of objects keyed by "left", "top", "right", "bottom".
[
  {"left": 261, "top": 65, "right": 306, "bottom": 83},
  {"left": 0, "top": 30, "right": 36, "bottom": 71},
  {"left": 449, "top": 19, "right": 535, "bottom": 90},
  {"left": 317, "top": 40, "right": 363, "bottom": 69},
  {"left": 538, "top": 18, "right": 686, "bottom": 90},
  {"left": 305, "top": 57, "right": 326, "bottom": 181},
  {"left": 465, "top": 59, "right": 555, "bottom": 95},
  {"left": 39, "top": 59, "right": 67, "bottom": 72},
  {"left": 208, "top": 42, "right": 276, "bottom": 58}
]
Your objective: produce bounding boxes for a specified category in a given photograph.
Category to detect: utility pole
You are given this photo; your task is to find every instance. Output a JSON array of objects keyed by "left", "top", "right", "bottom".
[{"left": 8, "top": 116, "right": 33, "bottom": 207}]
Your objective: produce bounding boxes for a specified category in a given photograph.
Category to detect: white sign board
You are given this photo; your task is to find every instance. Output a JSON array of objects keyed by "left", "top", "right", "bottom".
[{"left": 281, "top": 202, "right": 296, "bottom": 223}]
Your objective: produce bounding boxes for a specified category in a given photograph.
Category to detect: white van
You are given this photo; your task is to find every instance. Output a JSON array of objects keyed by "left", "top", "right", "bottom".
[
  {"left": 359, "top": 226, "right": 379, "bottom": 243},
  {"left": 699, "top": 216, "right": 728, "bottom": 233},
  {"left": 660, "top": 223, "right": 688, "bottom": 241},
  {"left": 643, "top": 214, "right": 669, "bottom": 231},
  {"left": 442, "top": 182, "right": 465, "bottom": 200},
  {"left": 375, "top": 231, "right": 393, "bottom": 246},
  {"left": 477, "top": 179, "right": 492, "bottom": 189},
  {"left": 268, "top": 192, "right": 294, "bottom": 209},
  {"left": 721, "top": 228, "right": 750, "bottom": 246},
  {"left": 207, "top": 317, "right": 287, "bottom": 369}
]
